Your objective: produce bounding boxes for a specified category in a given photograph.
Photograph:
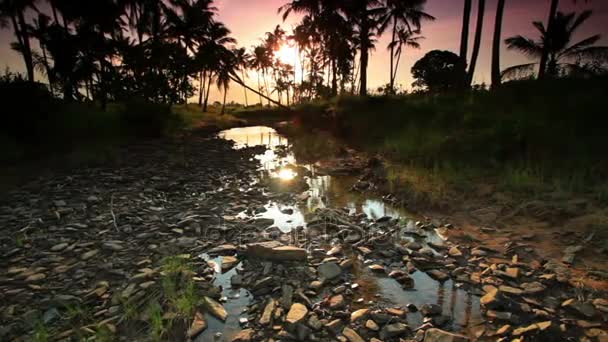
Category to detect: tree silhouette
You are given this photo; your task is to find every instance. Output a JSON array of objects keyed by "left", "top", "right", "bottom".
[
  {"left": 503, "top": 10, "right": 608, "bottom": 80},
  {"left": 491, "top": 0, "right": 506, "bottom": 89}
]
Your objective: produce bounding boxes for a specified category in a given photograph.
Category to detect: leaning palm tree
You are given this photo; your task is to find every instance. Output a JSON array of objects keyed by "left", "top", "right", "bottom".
[
  {"left": 379, "top": 0, "right": 434, "bottom": 94},
  {"left": 503, "top": 10, "right": 608, "bottom": 80}
]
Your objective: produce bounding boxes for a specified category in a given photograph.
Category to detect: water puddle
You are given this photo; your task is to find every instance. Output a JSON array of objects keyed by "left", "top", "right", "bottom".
[{"left": 216, "top": 126, "right": 482, "bottom": 337}]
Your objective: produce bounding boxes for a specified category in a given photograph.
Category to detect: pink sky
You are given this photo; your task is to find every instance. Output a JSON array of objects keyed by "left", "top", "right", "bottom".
[{"left": 1, "top": 0, "right": 607, "bottom": 104}]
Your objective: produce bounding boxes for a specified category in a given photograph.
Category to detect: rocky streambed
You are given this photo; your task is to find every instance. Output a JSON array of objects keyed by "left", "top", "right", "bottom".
[{"left": 0, "top": 126, "right": 606, "bottom": 341}]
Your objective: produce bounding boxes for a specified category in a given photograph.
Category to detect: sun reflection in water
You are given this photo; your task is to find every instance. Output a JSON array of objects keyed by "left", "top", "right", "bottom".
[{"left": 277, "top": 168, "right": 297, "bottom": 181}]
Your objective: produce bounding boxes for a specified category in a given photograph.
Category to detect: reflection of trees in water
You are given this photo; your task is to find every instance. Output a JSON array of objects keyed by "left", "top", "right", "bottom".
[{"left": 449, "top": 282, "right": 457, "bottom": 318}]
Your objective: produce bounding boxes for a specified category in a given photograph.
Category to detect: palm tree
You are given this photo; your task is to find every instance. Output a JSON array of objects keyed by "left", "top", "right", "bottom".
[
  {"left": 467, "top": 0, "right": 485, "bottom": 85},
  {"left": 459, "top": 0, "right": 472, "bottom": 61},
  {"left": 388, "top": 28, "right": 422, "bottom": 86},
  {"left": 216, "top": 48, "right": 237, "bottom": 114},
  {"left": 344, "top": 0, "right": 385, "bottom": 96},
  {"left": 0, "top": 0, "right": 38, "bottom": 81},
  {"left": 250, "top": 44, "right": 271, "bottom": 105},
  {"left": 491, "top": 0, "right": 506, "bottom": 89},
  {"left": 233, "top": 47, "right": 250, "bottom": 106},
  {"left": 503, "top": 10, "right": 608, "bottom": 80},
  {"left": 379, "top": 0, "right": 434, "bottom": 94}
]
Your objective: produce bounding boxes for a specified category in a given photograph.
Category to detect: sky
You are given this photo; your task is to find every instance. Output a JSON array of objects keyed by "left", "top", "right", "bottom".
[{"left": 1, "top": 0, "right": 607, "bottom": 104}]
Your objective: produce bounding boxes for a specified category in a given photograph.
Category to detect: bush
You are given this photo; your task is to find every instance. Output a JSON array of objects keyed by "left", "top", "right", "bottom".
[
  {"left": 120, "top": 98, "right": 179, "bottom": 137},
  {"left": 0, "top": 76, "right": 58, "bottom": 145}
]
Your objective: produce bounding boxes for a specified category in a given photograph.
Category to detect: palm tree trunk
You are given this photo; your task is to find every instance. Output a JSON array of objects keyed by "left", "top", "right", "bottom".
[
  {"left": 460, "top": 0, "right": 472, "bottom": 61},
  {"left": 17, "top": 12, "right": 34, "bottom": 82},
  {"left": 221, "top": 85, "right": 227, "bottom": 115},
  {"left": 392, "top": 48, "right": 402, "bottom": 84},
  {"left": 263, "top": 69, "right": 271, "bottom": 106},
  {"left": 198, "top": 70, "right": 205, "bottom": 106},
  {"left": 230, "top": 75, "right": 289, "bottom": 109},
  {"left": 331, "top": 58, "right": 337, "bottom": 96},
  {"left": 241, "top": 69, "right": 248, "bottom": 106},
  {"left": 257, "top": 71, "right": 263, "bottom": 105},
  {"left": 491, "top": 0, "right": 506, "bottom": 89},
  {"left": 359, "top": 47, "right": 368, "bottom": 96},
  {"left": 389, "top": 17, "right": 397, "bottom": 94},
  {"left": 49, "top": 0, "right": 60, "bottom": 24},
  {"left": 467, "top": 0, "right": 485, "bottom": 85},
  {"left": 203, "top": 74, "right": 213, "bottom": 112},
  {"left": 539, "top": 0, "right": 559, "bottom": 79}
]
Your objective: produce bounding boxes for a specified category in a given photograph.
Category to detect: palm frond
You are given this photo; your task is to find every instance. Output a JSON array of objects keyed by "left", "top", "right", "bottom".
[
  {"left": 501, "top": 63, "right": 538, "bottom": 81},
  {"left": 569, "top": 10, "right": 593, "bottom": 35},
  {"left": 505, "top": 35, "right": 543, "bottom": 58},
  {"left": 560, "top": 35, "right": 601, "bottom": 57}
]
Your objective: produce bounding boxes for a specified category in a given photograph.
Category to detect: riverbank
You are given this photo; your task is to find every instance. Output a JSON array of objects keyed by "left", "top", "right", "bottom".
[{"left": 1, "top": 124, "right": 606, "bottom": 342}]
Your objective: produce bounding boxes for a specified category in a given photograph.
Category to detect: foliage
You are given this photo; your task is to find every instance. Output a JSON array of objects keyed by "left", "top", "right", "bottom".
[
  {"left": 503, "top": 10, "right": 608, "bottom": 80},
  {"left": 411, "top": 50, "right": 467, "bottom": 92},
  {"left": 120, "top": 98, "right": 180, "bottom": 138}
]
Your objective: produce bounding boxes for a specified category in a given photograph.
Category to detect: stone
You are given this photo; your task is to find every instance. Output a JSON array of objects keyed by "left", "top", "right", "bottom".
[
  {"left": 380, "top": 323, "right": 409, "bottom": 339},
  {"left": 208, "top": 244, "right": 237, "bottom": 255},
  {"left": 351, "top": 309, "right": 369, "bottom": 322},
  {"left": 504, "top": 267, "right": 519, "bottom": 279},
  {"left": 318, "top": 262, "right": 342, "bottom": 280},
  {"left": 327, "top": 319, "right": 343, "bottom": 334},
  {"left": 448, "top": 246, "right": 463, "bottom": 257},
  {"left": 499, "top": 285, "right": 523, "bottom": 295},
  {"left": 368, "top": 264, "right": 385, "bottom": 272},
  {"left": 427, "top": 269, "right": 449, "bottom": 281},
  {"left": 281, "top": 285, "right": 294, "bottom": 309},
  {"left": 342, "top": 327, "right": 365, "bottom": 342},
  {"left": 203, "top": 296, "right": 228, "bottom": 321},
  {"left": 231, "top": 274, "right": 243, "bottom": 287},
  {"left": 221, "top": 256, "right": 238, "bottom": 271},
  {"left": 285, "top": 303, "right": 308, "bottom": 325},
  {"left": 481, "top": 287, "right": 499, "bottom": 306},
  {"left": 231, "top": 329, "right": 254, "bottom": 342},
  {"left": 25, "top": 273, "right": 46, "bottom": 282},
  {"left": 51, "top": 243, "right": 68, "bottom": 252},
  {"left": 259, "top": 299, "right": 275, "bottom": 325},
  {"left": 308, "top": 315, "right": 323, "bottom": 330},
  {"left": 329, "top": 295, "right": 345, "bottom": 309},
  {"left": 365, "top": 319, "right": 379, "bottom": 331},
  {"left": 423, "top": 328, "right": 469, "bottom": 342},
  {"left": 81, "top": 249, "right": 99, "bottom": 260},
  {"left": 521, "top": 282, "right": 546, "bottom": 294},
  {"left": 245, "top": 242, "right": 306, "bottom": 261},
  {"left": 421, "top": 304, "right": 442, "bottom": 316},
  {"left": 187, "top": 311, "right": 207, "bottom": 338}
]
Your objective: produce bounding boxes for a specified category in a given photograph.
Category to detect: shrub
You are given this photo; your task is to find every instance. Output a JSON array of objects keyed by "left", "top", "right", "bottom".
[{"left": 120, "top": 98, "right": 179, "bottom": 137}]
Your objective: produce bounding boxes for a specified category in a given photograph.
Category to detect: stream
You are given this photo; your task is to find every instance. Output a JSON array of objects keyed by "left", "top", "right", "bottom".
[{"left": 197, "top": 126, "right": 482, "bottom": 340}]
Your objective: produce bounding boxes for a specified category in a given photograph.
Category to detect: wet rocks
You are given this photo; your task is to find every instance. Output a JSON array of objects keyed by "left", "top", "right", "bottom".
[
  {"left": 329, "top": 294, "right": 345, "bottom": 309},
  {"left": 245, "top": 242, "right": 306, "bottom": 261},
  {"left": 342, "top": 327, "right": 365, "bottom": 342},
  {"left": 379, "top": 323, "right": 409, "bottom": 339},
  {"left": 259, "top": 298, "right": 276, "bottom": 325},
  {"left": 424, "top": 328, "right": 469, "bottom": 342},
  {"left": 285, "top": 303, "right": 308, "bottom": 325},
  {"left": 231, "top": 328, "right": 254, "bottom": 342},
  {"left": 187, "top": 311, "right": 207, "bottom": 338},
  {"left": 318, "top": 261, "right": 342, "bottom": 281},
  {"left": 203, "top": 296, "right": 228, "bottom": 321}
]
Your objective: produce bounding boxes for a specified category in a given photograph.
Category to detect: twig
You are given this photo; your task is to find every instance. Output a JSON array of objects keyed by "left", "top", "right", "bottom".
[{"left": 110, "top": 194, "right": 119, "bottom": 232}]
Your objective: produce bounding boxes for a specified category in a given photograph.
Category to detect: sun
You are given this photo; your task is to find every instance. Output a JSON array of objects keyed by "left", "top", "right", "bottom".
[{"left": 275, "top": 44, "right": 297, "bottom": 65}]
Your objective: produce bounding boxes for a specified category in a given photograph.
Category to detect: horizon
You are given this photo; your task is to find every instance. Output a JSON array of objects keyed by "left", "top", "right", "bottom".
[{"left": 1, "top": 0, "right": 607, "bottom": 104}]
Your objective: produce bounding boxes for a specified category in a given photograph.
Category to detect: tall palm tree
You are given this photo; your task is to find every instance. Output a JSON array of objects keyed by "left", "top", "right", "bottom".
[
  {"left": 491, "top": 0, "right": 506, "bottom": 89},
  {"left": 379, "top": 0, "right": 434, "bottom": 94},
  {"left": 344, "top": 0, "right": 384, "bottom": 96},
  {"left": 459, "top": 0, "right": 472, "bottom": 61},
  {"left": 503, "top": 10, "right": 608, "bottom": 80},
  {"left": 467, "top": 0, "right": 485, "bottom": 85},
  {"left": 0, "top": 0, "right": 37, "bottom": 81},
  {"left": 233, "top": 47, "right": 250, "bottom": 106},
  {"left": 216, "top": 48, "right": 237, "bottom": 114},
  {"left": 250, "top": 44, "right": 271, "bottom": 105}
]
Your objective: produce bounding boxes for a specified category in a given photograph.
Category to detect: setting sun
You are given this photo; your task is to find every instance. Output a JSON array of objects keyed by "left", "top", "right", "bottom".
[{"left": 275, "top": 44, "right": 297, "bottom": 65}]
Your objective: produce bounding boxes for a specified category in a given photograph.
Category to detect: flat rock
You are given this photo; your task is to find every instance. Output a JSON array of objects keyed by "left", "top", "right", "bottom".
[
  {"left": 329, "top": 295, "right": 345, "bottom": 309},
  {"left": 343, "top": 327, "right": 365, "bottom": 342},
  {"left": 203, "top": 296, "right": 228, "bottom": 321},
  {"left": 380, "top": 323, "right": 409, "bottom": 339},
  {"left": 351, "top": 309, "right": 369, "bottom": 322},
  {"left": 231, "top": 328, "right": 254, "bottom": 342},
  {"left": 424, "top": 328, "right": 469, "bottom": 341},
  {"left": 259, "top": 299, "right": 275, "bottom": 325},
  {"left": 318, "top": 262, "right": 342, "bottom": 280},
  {"left": 187, "top": 311, "right": 207, "bottom": 338},
  {"left": 245, "top": 242, "right": 306, "bottom": 261},
  {"left": 286, "top": 303, "right": 308, "bottom": 325}
]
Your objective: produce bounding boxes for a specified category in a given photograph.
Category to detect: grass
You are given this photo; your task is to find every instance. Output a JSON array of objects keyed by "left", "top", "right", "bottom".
[{"left": 282, "top": 77, "right": 608, "bottom": 208}]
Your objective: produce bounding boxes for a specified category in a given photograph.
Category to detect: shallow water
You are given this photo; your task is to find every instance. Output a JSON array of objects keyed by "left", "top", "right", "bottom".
[{"left": 211, "top": 126, "right": 481, "bottom": 338}]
